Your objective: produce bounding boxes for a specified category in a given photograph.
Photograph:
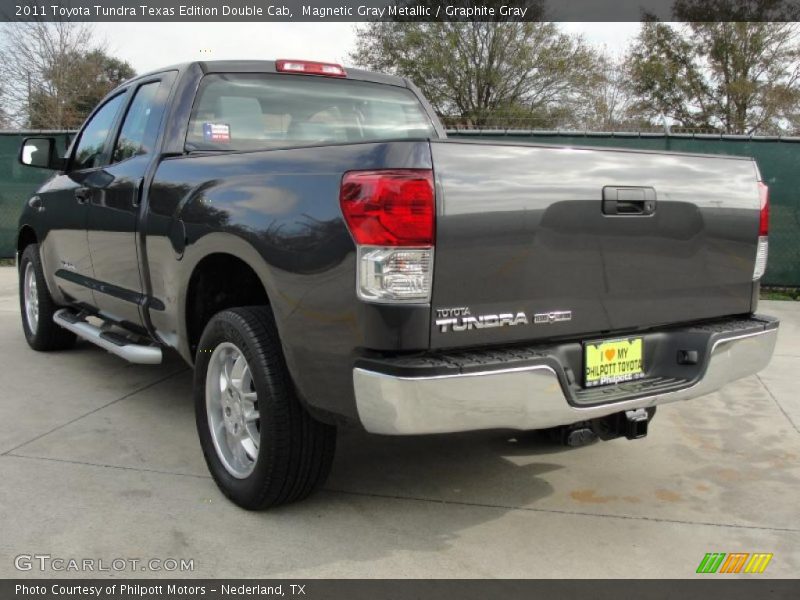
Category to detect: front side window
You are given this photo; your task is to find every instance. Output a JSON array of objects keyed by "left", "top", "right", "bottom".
[
  {"left": 186, "top": 74, "right": 437, "bottom": 151},
  {"left": 113, "top": 81, "right": 164, "bottom": 163},
  {"left": 72, "top": 94, "right": 126, "bottom": 170}
]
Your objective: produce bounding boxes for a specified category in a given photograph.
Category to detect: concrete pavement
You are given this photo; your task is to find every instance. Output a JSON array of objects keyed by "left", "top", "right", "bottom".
[{"left": 0, "top": 266, "right": 798, "bottom": 578}]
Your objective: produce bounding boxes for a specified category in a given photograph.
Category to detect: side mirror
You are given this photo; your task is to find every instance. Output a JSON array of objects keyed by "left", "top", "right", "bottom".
[{"left": 19, "top": 137, "right": 66, "bottom": 171}]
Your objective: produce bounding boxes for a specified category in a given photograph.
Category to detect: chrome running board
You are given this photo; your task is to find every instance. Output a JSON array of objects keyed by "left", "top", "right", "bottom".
[{"left": 53, "top": 309, "right": 162, "bottom": 365}]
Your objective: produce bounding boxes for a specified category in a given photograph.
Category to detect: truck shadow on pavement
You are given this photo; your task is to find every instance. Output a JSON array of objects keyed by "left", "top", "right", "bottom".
[
  {"left": 253, "top": 427, "right": 575, "bottom": 566},
  {"left": 323, "top": 427, "right": 573, "bottom": 509}
]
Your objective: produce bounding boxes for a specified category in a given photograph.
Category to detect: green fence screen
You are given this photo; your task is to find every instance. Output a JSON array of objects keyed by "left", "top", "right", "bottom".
[
  {"left": 0, "top": 131, "right": 73, "bottom": 259},
  {"left": 0, "top": 130, "right": 797, "bottom": 285},
  {"left": 450, "top": 131, "right": 800, "bottom": 287}
]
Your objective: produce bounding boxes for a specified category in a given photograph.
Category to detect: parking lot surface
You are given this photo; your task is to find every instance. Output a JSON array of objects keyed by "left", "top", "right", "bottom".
[{"left": 0, "top": 266, "right": 798, "bottom": 578}]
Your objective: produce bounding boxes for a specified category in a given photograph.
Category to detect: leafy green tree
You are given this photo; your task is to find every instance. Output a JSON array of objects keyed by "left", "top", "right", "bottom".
[
  {"left": 75, "top": 50, "right": 136, "bottom": 119},
  {"left": 28, "top": 49, "right": 136, "bottom": 129},
  {"left": 629, "top": 20, "right": 800, "bottom": 133},
  {"left": 351, "top": 16, "right": 599, "bottom": 128}
]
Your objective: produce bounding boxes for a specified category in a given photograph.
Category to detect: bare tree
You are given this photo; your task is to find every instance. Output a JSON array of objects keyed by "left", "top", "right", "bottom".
[
  {"left": 576, "top": 52, "right": 642, "bottom": 131},
  {"left": 0, "top": 21, "right": 93, "bottom": 128},
  {"left": 0, "top": 84, "right": 9, "bottom": 129},
  {"left": 0, "top": 21, "right": 134, "bottom": 129}
]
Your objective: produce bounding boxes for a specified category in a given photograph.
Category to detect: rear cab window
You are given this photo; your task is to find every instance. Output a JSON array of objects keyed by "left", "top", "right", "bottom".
[{"left": 185, "top": 73, "right": 437, "bottom": 152}]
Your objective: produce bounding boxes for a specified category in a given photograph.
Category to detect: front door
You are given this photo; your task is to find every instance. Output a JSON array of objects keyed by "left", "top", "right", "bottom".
[{"left": 40, "top": 93, "right": 127, "bottom": 309}]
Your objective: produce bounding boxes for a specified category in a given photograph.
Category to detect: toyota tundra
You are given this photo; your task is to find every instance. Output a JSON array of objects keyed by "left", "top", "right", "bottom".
[{"left": 16, "top": 59, "right": 778, "bottom": 509}]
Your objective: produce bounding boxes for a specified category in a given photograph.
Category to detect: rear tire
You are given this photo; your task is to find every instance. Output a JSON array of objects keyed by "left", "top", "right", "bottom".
[
  {"left": 19, "top": 244, "right": 76, "bottom": 351},
  {"left": 194, "top": 307, "right": 336, "bottom": 509}
]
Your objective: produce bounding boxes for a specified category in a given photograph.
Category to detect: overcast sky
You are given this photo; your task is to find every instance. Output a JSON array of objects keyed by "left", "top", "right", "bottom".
[{"left": 95, "top": 22, "right": 641, "bottom": 74}]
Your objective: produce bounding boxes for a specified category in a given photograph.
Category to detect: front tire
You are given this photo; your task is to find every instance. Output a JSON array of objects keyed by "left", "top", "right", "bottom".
[
  {"left": 194, "top": 307, "right": 336, "bottom": 509},
  {"left": 19, "top": 244, "right": 76, "bottom": 351}
]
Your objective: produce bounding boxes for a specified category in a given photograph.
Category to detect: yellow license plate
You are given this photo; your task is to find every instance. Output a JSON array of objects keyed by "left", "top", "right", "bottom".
[{"left": 584, "top": 338, "right": 644, "bottom": 388}]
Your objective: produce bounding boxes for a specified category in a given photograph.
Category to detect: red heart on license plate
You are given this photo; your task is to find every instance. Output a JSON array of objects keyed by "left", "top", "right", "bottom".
[{"left": 605, "top": 348, "right": 616, "bottom": 361}]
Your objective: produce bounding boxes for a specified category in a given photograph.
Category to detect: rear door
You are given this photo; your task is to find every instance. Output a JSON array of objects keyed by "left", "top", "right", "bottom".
[
  {"left": 86, "top": 73, "right": 174, "bottom": 326},
  {"left": 429, "top": 140, "right": 761, "bottom": 350}
]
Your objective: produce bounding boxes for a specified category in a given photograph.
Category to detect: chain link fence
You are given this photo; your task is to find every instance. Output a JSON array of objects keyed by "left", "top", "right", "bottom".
[{"left": 1, "top": 129, "right": 797, "bottom": 286}]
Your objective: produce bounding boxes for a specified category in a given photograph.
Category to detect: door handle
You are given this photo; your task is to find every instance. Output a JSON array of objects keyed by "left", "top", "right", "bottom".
[
  {"left": 74, "top": 187, "right": 91, "bottom": 204},
  {"left": 616, "top": 199, "right": 646, "bottom": 214},
  {"left": 602, "top": 186, "right": 656, "bottom": 216},
  {"left": 28, "top": 196, "right": 44, "bottom": 212},
  {"left": 132, "top": 177, "right": 144, "bottom": 208}
]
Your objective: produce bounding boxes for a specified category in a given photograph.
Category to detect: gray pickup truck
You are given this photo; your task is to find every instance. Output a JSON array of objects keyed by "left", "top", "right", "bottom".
[{"left": 16, "top": 59, "right": 778, "bottom": 509}]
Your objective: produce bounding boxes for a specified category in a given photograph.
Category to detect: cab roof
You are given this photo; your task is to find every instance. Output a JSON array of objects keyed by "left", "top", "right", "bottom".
[{"left": 127, "top": 60, "right": 409, "bottom": 89}]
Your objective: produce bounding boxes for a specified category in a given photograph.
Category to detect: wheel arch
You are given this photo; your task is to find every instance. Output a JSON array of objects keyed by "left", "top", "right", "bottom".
[
  {"left": 183, "top": 249, "right": 272, "bottom": 361},
  {"left": 151, "top": 231, "right": 340, "bottom": 425},
  {"left": 16, "top": 225, "right": 38, "bottom": 265}
]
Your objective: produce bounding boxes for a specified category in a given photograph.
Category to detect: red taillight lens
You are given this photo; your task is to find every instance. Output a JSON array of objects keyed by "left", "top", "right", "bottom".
[
  {"left": 275, "top": 59, "right": 346, "bottom": 77},
  {"left": 758, "top": 181, "right": 769, "bottom": 236},
  {"left": 340, "top": 170, "right": 435, "bottom": 246}
]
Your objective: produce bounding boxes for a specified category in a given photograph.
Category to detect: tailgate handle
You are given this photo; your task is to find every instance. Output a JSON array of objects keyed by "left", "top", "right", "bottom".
[{"left": 602, "top": 186, "right": 656, "bottom": 216}]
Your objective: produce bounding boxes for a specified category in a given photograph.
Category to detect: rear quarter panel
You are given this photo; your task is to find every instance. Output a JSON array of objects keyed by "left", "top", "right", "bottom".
[{"left": 145, "top": 141, "right": 432, "bottom": 421}]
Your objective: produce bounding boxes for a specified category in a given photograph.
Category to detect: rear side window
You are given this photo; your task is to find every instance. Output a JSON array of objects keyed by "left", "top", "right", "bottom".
[
  {"left": 113, "top": 81, "right": 164, "bottom": 163},
  {"left": 186, "top": 73, "right": 437, "bottom": 151}
]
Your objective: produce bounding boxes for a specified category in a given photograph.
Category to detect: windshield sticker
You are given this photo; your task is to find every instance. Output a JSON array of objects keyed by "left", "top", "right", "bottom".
[{"left": 203, "top": 123, "right": 231, "bottom": 142}]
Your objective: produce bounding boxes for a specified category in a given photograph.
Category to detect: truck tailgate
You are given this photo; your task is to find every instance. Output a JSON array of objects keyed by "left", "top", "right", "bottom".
[{"left": 429, "top": 139, "right": 761, "bottom": 349}]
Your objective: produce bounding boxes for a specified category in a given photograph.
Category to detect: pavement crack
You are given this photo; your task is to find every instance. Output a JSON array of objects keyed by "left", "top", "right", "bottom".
[
  {"left": 2, "top": 453, "right": 210, "bottom": 480},
  {"left": 756, "top": 374, "right": 800, "bottom": 435},
  {"left": 323, "top": 488, "right": 800, "bottom": 534},
  {"left": 1, "top": 368, "right": 188, "bottom": 456}
]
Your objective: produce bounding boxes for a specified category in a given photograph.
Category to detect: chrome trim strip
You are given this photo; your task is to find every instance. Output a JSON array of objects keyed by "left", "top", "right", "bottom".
[{"left": 353, "top": 326, "right": 778, "bottom": 435}]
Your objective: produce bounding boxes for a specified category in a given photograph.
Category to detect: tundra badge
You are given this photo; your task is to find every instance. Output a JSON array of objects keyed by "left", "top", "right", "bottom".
[{"left": 435, "top": 307, "right": 571, "bottom": 333}]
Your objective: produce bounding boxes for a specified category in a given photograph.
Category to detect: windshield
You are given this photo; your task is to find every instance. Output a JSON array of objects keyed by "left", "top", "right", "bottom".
[{"left": 186, "top": 73, "right": 437, "bottom": 151}]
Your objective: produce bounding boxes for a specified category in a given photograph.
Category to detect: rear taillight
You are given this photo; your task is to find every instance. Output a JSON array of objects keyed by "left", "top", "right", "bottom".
[
  {"left": 754, "top": 181, "right": 769, "bottom": 280},
  {"left": 758, "top": 181, "right": 769, "bottom": 236},
  {"left": 340, "top": 169, "right": 435, "bottom": 303},
  {"left": 340, "top": 170, "right": 434, "bottom": 246},
  {"left": 275, "top": 59, "right": 346, "bottom": 77}
]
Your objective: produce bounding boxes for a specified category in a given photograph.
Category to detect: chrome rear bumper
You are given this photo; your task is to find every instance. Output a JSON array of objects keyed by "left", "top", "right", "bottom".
[{"left": 353, "top": 318, "right": 778, "bottom": 435}]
